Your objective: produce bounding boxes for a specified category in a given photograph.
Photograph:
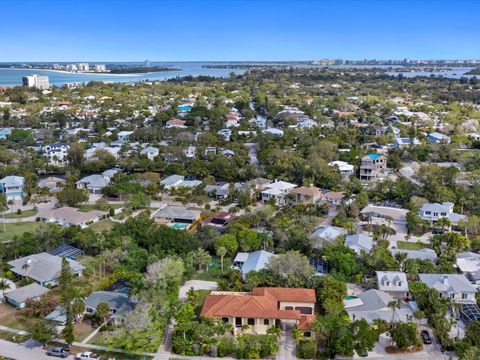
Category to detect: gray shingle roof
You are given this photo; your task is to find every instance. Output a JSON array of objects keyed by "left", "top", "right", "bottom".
[
  {"left": 5, "top": 283, "right": 50, "bottom": 304},
  {"left": 85, "top": 291, "right": 136, "bottom": 317},
  {"left": 8, "top": 252, "right": 84, "bottom": 283}
]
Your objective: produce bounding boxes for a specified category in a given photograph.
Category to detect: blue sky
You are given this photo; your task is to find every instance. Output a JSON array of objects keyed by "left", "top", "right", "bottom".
[{"left": 1, "top": 0, "right": 479, "bottom": 61}]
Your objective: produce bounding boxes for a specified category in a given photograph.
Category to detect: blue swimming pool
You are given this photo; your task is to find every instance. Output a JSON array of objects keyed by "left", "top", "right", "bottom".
[
  {"left": 178, "top": 105, "right": 192, "bottom": 111},
  {"left": 169, "top": 223, "right": 188, "bottom": 230}
]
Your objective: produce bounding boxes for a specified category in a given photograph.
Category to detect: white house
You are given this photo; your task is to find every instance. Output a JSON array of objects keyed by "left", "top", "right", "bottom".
[
  {"left": 261, "top": 180, "right": 297, "bottom": 205},
  {"left": 232, "top": 250, "right": 277, "bottom": 278},
  {"left": 393, "top": 137, "right": 420, "bottom": 149},
  {"left": 428, "top": 132, "right": 451, "bottom": 144},
  {"left": 76, "top": 174, "right": 111, "bottom": 194},
  {"left": 376, "top": 271, "right": 408, "bottom": 299},
  {"left": 328, "top": 161, "right": 355, "bottom": 178},
  {"left": 42, "top": 142, "right": 70, "bottom": 166},
  {"left": 117, "top": 131, "right": 134, "bottom": 142},
  {"left": 140, "top": 146, "right": 159, "bottom": 161},
  {"left": 419, "top": 202, "right": 466, "bottom": 224},
  {"left": 456, "top": 252, "right": 480, "bottom": 284},
  {"left": 345, "top": 233, "right": 373, "bottom": 254},
  {"left": 418, "top": 273, "right": 477, "bottom": 304}
]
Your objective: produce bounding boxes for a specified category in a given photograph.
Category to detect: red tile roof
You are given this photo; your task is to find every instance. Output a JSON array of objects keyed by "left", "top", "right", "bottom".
[{"left": 201, "top": 287, "right": 316, "bottom": 320}]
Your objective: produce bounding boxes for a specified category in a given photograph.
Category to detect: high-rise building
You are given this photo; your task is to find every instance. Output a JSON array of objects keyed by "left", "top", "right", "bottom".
[
  {"left": 144, "top": 59, "right": 150, "bottom": 67},
  {"left": 95, "top": 64, "right": 107, "bottom": 72},
  {"left": 66, "top": 64, "right": 78, "bottom": 71},
  {"left": 77, "top": 63, "right": 90, "bottom": 71},
  {"left": 22, "top": 74, "right": 50, "bottom": 90}
]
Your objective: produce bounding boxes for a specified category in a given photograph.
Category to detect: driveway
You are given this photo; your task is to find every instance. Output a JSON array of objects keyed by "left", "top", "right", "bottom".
[
  {"left": 277, "top": 323, "right": 296, "bottom": 360},
  {"left": 178, "top": 280, "right": 218, "bottom": 301},
  {"left": 0, "top": 339, "right": 75, "bottom": 360}
]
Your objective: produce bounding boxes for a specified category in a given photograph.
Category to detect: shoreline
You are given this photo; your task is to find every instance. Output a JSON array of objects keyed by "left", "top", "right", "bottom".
[{"left": 0, "top": 67, "right": 182, "bottom": 77}]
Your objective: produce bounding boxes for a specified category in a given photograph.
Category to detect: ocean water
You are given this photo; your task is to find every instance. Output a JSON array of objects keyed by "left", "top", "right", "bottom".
[
  {"left": 0, "top": 62, "right": 475, "bottom": 86},
  {"left": 0, "top": 62, "right": 247, "bottom": 86}
]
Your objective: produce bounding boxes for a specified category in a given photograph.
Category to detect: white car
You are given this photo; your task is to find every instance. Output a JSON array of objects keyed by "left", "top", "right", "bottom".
[{"left": 75, "top": 352, "right": 101, "bottom": 360}]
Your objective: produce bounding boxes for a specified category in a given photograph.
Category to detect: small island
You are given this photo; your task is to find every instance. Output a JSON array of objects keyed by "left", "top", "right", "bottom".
[
  {"left": 108, "top": 65, "right": 180, "bottom": 74},
  {"left": 465, "top": 67, "right": 480, "bottom": 75}
]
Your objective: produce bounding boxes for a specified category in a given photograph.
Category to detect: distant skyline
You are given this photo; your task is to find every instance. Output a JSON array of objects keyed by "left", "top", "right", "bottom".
[{"left": 1, "top": 0, "right": 479, "bottom": 62}]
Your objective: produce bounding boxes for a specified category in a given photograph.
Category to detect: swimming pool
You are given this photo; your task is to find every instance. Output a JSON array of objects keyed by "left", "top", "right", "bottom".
[
  {"left": 169, "top": 223, "right": 188, "bottom": 230},
  {"left": 178, "top": 105, "right": 192, "bottom": 111},
  {"left": 345, "top": 295, "right": 359, "bottom": 300}
]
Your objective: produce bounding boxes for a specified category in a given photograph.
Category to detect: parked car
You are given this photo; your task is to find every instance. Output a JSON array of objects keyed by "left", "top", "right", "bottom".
[
  {"left": 421, "top": 330, "right": 432, "bottom": 344},
  {"left": 76, "top": 352, "right": 101, "bottom": 360},
  {"left": 46, "top": 348, "right": 70, "bottom": 358}
]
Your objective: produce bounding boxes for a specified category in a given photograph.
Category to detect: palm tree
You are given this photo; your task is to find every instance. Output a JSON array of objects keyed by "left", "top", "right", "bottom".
[
  {"left": 194, "top": 248, "right": 211, "bottom": 272},
  {"left": 216, "top": 246, "right": 227, "bottom": 273},
  {"left": 436, "top": 217, "right": 451, "bottom": 232},
  {"left": 96, "top": 302, "right": 110, "bottom": 324},
  {"left": 0, "top": 278, "right": 10, "bottom": 301},
  {"left": 394, "top": 252, "right": 408, "bottom": 272},
  {"left": 388, "top": 300, "right": 400, "bottom": 326},
  {"left": 292, "top": 326, "right": 304, "bottom": 345}
]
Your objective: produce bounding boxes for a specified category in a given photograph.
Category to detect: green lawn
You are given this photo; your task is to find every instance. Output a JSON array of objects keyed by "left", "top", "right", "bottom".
[
  {"left": 0, "top": 330, "right": 31, "bottom": 343},
  {"left": 397, "top": 241, "right": 431, "bottom": 250},
  {"left": 89, "top": 219, "right": 116, "bottom": 233},
  {"left": 3, "top": 209, "right": 38, "bottom": 219},
  {"left": 0, "top": 222, "right": 41, "bottom": 242}
]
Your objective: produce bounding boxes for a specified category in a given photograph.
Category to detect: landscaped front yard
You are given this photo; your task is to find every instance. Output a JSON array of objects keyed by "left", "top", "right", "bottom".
[
  {"left": 89, "top": 219, "right": 116, "bottom": 233},
  {"left": 0, "top": 222, "right": 42, "bottom": 242},
  {"left": 3, "top": 209, "right": 38, "bottom": 219}
]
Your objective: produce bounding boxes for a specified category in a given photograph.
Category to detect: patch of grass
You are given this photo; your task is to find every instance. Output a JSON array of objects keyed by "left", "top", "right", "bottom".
[
  {"left": 73, "top": 319, "right": 97, "bottom": 342},
  {"left": 0, "top": 221, "right": 42, "bottom": 242},
  {"left": 89, "top": 219, "right": 115, "bottom": 233},
  {"left": 3, "top": 209, "right": 38, "bottom": 219},
  {"left": 0, "top": 311, "right": 37, "bottom": 331},
  {"left": 0, "top": 329, "right": 30, "bottom": 343},
  {"left": 397, "top": 241, "right": 431, "bottom": 250}
]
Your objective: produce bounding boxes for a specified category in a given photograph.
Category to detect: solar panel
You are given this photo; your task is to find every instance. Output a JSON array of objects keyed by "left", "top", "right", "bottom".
[
  {"left": 49, "top": 244, "right": 84, "bottom": 259},
  {"left": 309, "top": 258, "right": 329, "bottom": 275}
]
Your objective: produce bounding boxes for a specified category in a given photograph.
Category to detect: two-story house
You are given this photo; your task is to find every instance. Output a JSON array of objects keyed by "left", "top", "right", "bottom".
[
  {"left": 0, "top": 175, "right": 25, "bottom": 201},
  {"left": 359, "top": 154, "right": 387, "bottom": 183},
  {"left": 201, "top": 287, "right": 316, "bottom": 337},
  {"left": 419, "top": 202, "right": 466, "bottom": 225},
  {"left": 289, "top": 186, "right": 322, "bottom": 205},
  {"left": 261, "top": 180, "right": 297, "bottom": 205},
  {"left": 418, "top": 274, "right": 477, "bottom": 304},
  {"left": 376, "top": 271, "right": 409, "bottom": 300},
  {"left": 42, "top": 142, "right": 70, "bottom": 167},
  {"left": 328, "top": 161, "right": 355, "bottom": 178}
]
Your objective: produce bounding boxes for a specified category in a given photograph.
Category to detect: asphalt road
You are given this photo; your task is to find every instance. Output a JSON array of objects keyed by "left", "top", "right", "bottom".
[{"left": 0, "top": 340, "right": 75, "bottom": 360}]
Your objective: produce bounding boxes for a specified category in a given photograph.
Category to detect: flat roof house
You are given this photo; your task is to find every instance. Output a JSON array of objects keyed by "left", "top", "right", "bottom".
[
  {"left": 4, "top": 283, "right": 50, "bottom": 309},
  {"left": 360, "top": 204, "right": 408, "bottom": 225},
  {"left": 419, "top": 202, "right": 466, "bottom": 225},
  {"left": 0, "top": 175, "right": 25, "bottom": 201},
  {"left": 418, "top": 273, "right": 477, "bottom": 304},
  {"left": 376, "top": 271, "right": 408, "bottom": 300},
  {"left": 8, "top": 252, "right": 84, "bottom": 287},
  {"left": 201, "top": 287, "right": 316, "bottom": 337},
  {"left": 456, "top": 252, "right": 480, "bottom": 284}
]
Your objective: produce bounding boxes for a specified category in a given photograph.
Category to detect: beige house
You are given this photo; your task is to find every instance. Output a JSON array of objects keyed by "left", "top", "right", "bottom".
[
  {"left": 290, "top": 186, "right": 322, "bottom": 205},
  {"left": 201, "top": 287, "right": 316, "bottom": 337}
]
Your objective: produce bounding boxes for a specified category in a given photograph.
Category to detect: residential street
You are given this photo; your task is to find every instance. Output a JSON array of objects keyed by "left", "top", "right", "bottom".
[{"left": 0, "top": 339, "right": 74, "bottom": 360}]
